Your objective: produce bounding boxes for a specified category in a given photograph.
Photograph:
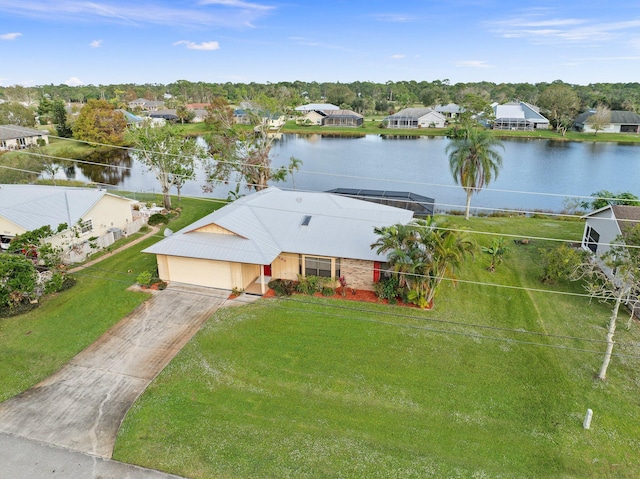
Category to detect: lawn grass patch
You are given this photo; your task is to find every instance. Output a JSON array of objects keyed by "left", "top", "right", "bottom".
[
  {"left": 114, "top": 216, "right": 640, "bottom": 478},
  {"left": 0, "top": 196, "right": 222, "bottom": 401}
]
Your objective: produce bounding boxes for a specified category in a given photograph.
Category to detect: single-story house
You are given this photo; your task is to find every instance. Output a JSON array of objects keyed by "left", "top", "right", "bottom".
[
  {"left": 190, "top": 109, "right": 209, "bottom": 123},
  {"left": 574, "top": 110, "right": 640, "bottom": 134},
  {"left": 385, "top": 108, "right": 446, "bottom": 129},
  {"left": 297, "top": 110, "right": 327, "bottom": 126},
  {"left": 434, "top": 103, "right": 463, "bottom": 119},
  {"left": 321, "top": 109, "right": 364, "bottom": 127},
  {"left": 295, "top": 103, "right": 339, "bottom": 113},
  {"left": 116, "top": 109, "right": 145, "bottom": 127},
  {"left": 127, "top": 99, "right": 165, "bottom": 112},
  {"left": 143, "top": 187, "right": 414, "bottom": 294},
  {"left": 233, "top": 109, "right": 250, "bottom": 125},
  {"left": 0, "top": 185, "right": 144, "bottom": 261},
  {"left": 492, "top": 102, "right": 549, "bottom": 131},
  {"left": 149, "top": 109, "right": 179, "bottom": 122},
  {"left": 581, "top": 205, "right": 640, "bottom": 257},
  {"left": 0, "top": 125, "right": 49, "bottom": 150}
]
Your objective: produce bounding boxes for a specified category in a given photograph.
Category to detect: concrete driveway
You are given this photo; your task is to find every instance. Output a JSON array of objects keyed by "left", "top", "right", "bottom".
[{"left": 0, "top": 283, "right": 230, "bottom": 459}]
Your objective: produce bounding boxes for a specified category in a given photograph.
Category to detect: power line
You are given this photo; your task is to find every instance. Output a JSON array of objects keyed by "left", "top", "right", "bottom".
[{"left": 66, "top": 270, "right": 640, "bottom": 360}]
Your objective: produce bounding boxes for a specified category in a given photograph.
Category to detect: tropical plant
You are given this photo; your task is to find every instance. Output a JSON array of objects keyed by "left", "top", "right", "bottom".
[
  {"left": 0, "top": 254, "right": 38, "bottom": 308},
  {"left": 446, "top": 127, "right": 504, "bottom": 220},
  {"left": 372, "top": 218, "right": 475, "bottom": 308},
  {"left": 482, "top": 237, "right": 508, "bottom": 272}
]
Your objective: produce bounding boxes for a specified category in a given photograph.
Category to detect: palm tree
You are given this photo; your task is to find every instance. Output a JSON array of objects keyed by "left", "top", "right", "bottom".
[
  {"left": 372, "top": 218, "right": 475, "bottom": 308},
  {"left": 446, "top": 127, "right": 504, "bottom": 220}
]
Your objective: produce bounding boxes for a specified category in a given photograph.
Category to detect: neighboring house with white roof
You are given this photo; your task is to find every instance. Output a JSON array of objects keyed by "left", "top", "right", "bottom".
[
  {"left": 581, "top": 205, "right": 640, "bottom": 258},
  {"left": 0, "top": 125, "right": 49, "bottom": 150},
  {"left": 434, "top": 103, "right": 463, "bottom": 119},
  {"left": 143, "top": 187, "right": 414, "bottom": 294},
  {"left": 574, "top": 110, "right": 640, "bottom": 134},
  {"left": 295, "top": 103, "right": 340, "bottom": 113},
  {"left": 0, "top": 185, "right": 143, "bottom": 261},
  {"left": 384, "top": 108, "right": 446, "bottom": 129},
  {"left": 493, "top": 101, "right": 549, "bottom": 131},
  {"left": 127, "top": 98, "right": 165, "bottom": 112}
]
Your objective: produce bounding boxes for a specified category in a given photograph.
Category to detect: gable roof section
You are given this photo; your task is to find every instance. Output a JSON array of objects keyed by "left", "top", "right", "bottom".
[
  {"left": 323, "top": 109, "right": 363, "bottom": 119},
  {"left": 575, "top": 110, "right": 640, "bottom": 125},
  {"left": 0, "top": 185, "right": 133, "bottom": 232},
  {"left": 611, "top": 205, "right": 640, "bottom": 237},
  {"left": 144, "top": 188, "right": 414, "bottom": 265},
  {"left": 494, "top": 102, "right": 548, "bottom": 123},
  {"left": 0, "top": 125, "right": 49, "bottom": 141},
  {"left": 386, "top": 108, "right": 436, "bottom": 120},
  {"left": 295, "top": 103, "right": 339, "bottom": 112}
]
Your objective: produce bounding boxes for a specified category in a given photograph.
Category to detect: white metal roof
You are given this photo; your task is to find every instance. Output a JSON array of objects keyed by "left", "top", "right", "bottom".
[
  {"left": 495, "top": 104, "right": 525, "bottom": 120},
  {"left": 0, "top": 184, "right": 133, "bottom": 232},
  {"left": 144, "top": 187, "right": 414, "bottom": 265},
  {"left": 295, "top": 103, "right": 340, "bottom": 112}
]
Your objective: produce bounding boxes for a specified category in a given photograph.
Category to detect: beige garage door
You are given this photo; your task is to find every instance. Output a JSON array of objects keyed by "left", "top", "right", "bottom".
[{"left": 167, "top": 256, "right": 233, "bottom": 289}]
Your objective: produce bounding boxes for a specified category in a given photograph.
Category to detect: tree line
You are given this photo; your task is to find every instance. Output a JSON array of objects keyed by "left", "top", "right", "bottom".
[{"left": 2, "top": 79, "right": 640, "bottom": 115}]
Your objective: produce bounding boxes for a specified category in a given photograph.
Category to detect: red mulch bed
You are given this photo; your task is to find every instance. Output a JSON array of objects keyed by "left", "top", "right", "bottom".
[{"left": 263, "top": 287, "right": 425, "bottom": 309}]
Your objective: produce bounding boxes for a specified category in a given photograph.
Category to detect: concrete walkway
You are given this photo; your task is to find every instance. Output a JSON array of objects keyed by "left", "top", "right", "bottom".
[
  {"left": 0, "top": 283, "right": 229, "bottom": 459},
  {"left": 0, "top": 431, "right": 186, "bottom": 479}
]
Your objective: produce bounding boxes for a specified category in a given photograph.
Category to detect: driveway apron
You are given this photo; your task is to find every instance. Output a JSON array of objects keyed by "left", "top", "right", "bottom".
[{"left": 0, "top": 284, "right": 229, "bottom": 459}]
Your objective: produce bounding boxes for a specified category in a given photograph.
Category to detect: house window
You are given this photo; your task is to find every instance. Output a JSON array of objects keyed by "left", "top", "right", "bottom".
[
  {"left": 302, "top": 256, "right": 340, "bottom": 278},
  {"left": 80, "top": 219, "right": 93, "bottom": 234},
  {"left": 585, "top": 225, "right": 600, "bottom": 253}
]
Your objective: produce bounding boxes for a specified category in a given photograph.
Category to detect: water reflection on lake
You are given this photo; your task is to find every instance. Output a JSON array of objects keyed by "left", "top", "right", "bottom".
[{"left": 61, "top": 134, "right": 640, "bottom": 213}]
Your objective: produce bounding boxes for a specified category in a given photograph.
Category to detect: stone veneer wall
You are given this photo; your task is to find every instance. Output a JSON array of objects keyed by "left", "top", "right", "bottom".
[{"left": 340, "top": 258, "right": 375, "bottom": 291}]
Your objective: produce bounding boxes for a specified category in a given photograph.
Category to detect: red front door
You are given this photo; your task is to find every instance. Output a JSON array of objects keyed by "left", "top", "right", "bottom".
[{"left": 263, "top": 264, "right": 272, "bottom": 276}]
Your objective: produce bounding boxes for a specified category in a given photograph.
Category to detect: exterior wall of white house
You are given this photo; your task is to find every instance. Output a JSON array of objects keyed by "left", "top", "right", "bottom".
[
  {"left": 417, "top": 112, "right": 446, "bottom": 128},
  {"left": 581, "top": 208, "right": 622, "bottom": 256}
]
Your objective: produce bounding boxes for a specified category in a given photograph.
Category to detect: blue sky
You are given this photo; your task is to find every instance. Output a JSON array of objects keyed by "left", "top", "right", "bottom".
[{"left": 1, "top": 0, "right": 639, "bottom": 87}]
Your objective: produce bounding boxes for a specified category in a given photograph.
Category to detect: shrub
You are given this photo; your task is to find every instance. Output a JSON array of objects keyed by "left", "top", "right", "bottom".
[
  {"left": 539, "top": 245, "right": 588, "bottom": 284},
  {"left": 374, "top": 276, "right": 400, "bottom": 301},
  {"left": 322, "top": 286, "right": 335, "bottom": 296},
  {"left": 296, "top": 275, "right": 326, "bottom": 295},
  {"left": 268, "top": 278, "right": 296, "bottom": 296},
  {"left": 137, "top": 271, "right": 153, "bottom": 286},
  {"left": 148, "top": 213, "right": 169, "bottom": 226}
]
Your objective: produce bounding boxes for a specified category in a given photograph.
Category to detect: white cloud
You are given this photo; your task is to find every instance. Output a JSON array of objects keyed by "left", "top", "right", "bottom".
[
  {"left": 372, "top": 13, "right": 417, "bottom": 23},
  {"left": 0, "top": 32, "right": 22, "bottom": 40},
  {"left": 173, "top": 40, "right": 220, "bottom": 51},
  {"left": 0, "top": 0, "right": 273, "bottom": 29},
  {"left": 90, "top": 39, "right": 103, "bottom": 48},
  {"left": 490, "top": 11, "right": 640, "bottom": 46},
  {"left": 198, "top": 0, "right": 273, "bottom": 11},
  {"left": 455, "top": 60, "right": 491, "bottom": 68},
  {"left": 390, "top": 54, "right": 406, "bottom": 59},
  {"left": 64, "top": 77, "right": 85, "bottom": 86}
]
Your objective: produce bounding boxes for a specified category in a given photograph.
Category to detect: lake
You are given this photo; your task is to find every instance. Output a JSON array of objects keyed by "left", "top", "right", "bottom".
[{"left": 62, "top": 134, "right": 640, "bottom": 213}]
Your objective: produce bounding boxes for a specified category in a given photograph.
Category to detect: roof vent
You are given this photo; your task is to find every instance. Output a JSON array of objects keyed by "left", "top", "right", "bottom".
[{"left": 301, "top": 215, "right": 312, "bottom": 226}]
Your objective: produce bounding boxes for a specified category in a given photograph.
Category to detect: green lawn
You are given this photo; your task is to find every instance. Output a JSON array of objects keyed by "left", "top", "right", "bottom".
[
  {"left": 0, "top": 196, "right": 221, "bottom": 401},
  {"left": 113, "top": 217, "right": 640, "bottom": 478}
]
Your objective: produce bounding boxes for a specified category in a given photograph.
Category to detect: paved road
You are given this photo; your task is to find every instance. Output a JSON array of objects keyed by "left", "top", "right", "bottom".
[
  {"left": 0, "top": 284, "right": 229, "bottom": 459},
  {"left": 0, "top": 431, "right": 186, "bottom": 479}
]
